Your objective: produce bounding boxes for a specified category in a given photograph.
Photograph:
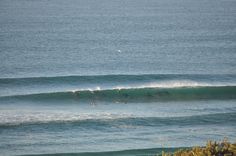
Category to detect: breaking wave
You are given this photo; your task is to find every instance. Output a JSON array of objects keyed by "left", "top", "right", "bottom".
[{"left": 1, "top": 85, "right": 236, "bottom": 102}]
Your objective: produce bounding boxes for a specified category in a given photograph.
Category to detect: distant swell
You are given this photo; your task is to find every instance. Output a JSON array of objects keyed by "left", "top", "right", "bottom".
[
  {"left": 1, "top": 86, "right": 236, "bottom": 102},
  {"left": 1, "top": 74, "right": 236, "bottom": 84}
]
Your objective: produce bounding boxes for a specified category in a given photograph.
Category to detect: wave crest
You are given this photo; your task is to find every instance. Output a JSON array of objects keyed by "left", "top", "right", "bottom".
[{"left": 1, "top": 86, "right": 236, "bottom": 102}]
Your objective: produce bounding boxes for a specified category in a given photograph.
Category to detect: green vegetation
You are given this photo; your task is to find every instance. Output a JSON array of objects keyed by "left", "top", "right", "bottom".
[{"left": 160, "top": 139, "right": 236, "bottom": 156}]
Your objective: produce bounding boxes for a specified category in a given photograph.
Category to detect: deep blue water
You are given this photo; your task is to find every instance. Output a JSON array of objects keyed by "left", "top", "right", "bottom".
[{"left": 0, "top": 0, "right": 236, "bottom": 155}]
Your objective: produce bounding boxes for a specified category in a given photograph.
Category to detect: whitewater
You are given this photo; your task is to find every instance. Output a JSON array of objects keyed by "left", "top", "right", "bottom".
[{"left": 1, "top": 0, "right": 236, "bottom": 155}]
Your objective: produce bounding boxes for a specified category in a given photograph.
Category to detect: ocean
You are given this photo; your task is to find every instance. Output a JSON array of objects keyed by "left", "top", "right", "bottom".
[{"left": 0, "top": 0, "right": 236, "bottom": 155}]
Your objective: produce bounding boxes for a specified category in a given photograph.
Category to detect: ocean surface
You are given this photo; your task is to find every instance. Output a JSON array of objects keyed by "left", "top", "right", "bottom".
[{"left": 0, "top": 0, "right": 236, "bottom": 155}]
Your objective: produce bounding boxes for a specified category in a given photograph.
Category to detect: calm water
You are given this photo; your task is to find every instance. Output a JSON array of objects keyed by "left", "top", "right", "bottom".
[{"left": 0, "top": 0, "right": 236, "bottom": 155}]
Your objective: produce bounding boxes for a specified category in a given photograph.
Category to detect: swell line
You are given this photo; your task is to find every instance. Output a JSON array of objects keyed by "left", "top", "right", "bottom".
[
  {"left": 1, "top": 74, "right": 236, "bottom": 83},
  {"left": 1, "top": 112, "right": 236, "bottom": 128},
  {"left": 1, "top": 74, "right": 236, "bottom": 98},
  {"left": 1, "top": 86, "right": 236, "bottom": 102}
]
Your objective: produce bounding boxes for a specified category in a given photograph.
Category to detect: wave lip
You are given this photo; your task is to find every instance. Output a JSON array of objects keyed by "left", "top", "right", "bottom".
[
  {"left": 1, "top": 85, "right": 236, "bottom": 102},
  {"left": 1, "top": 74, "right": 236, "bottom": 97}
]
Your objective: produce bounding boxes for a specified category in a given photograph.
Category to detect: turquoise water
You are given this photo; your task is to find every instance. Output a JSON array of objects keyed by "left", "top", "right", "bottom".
[{"left": 0, "top": 0, "right": 236, "bottom": 155}]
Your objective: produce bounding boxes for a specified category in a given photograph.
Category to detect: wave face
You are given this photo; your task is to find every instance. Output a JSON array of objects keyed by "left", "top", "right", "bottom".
[
  {"left": 1, "top": 86, "right": 236, "bottom": 102},
  {"left": 1, "top": 74, "right": 236, "bottom": 96},
  {"left": 1, "top": 74, "right": 236, "bottom": 102}
]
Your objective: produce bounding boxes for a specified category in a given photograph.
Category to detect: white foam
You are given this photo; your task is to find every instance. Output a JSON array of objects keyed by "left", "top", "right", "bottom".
[
  {"left": 140, "top": 80, "right": 211, "bottom": 88},
  {"left": 0, "top": 111, "right": 135, "bottom": 126},
  {"left": 68, "top": 80, "right": 233, "bottom": 93},
  {"left": 114, "top": 80, "right": 214, "bottom": 90}
]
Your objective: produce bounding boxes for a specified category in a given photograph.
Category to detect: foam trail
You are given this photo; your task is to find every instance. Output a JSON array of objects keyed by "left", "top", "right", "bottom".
[{"left": 1, "top": 112, "right": 235, "bottom": 128}]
